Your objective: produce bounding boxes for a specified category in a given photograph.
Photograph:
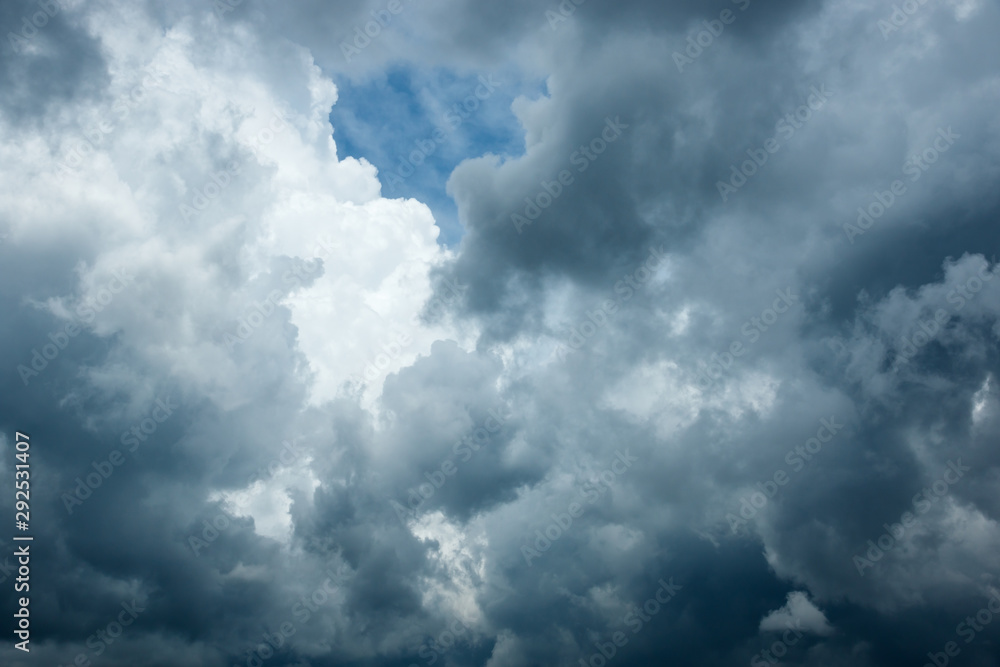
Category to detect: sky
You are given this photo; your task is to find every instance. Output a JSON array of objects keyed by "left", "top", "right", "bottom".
[{"left": 1, "top": 0, "right": 999, "bottom": 666}]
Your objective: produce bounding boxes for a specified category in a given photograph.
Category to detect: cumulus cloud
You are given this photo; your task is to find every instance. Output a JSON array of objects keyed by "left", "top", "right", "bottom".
[
  {"left": 0, "top": 0, "right": 999, "bottom": 665},
  {"left": 759, "top": 591, "right": 834, "bottom": 636}
]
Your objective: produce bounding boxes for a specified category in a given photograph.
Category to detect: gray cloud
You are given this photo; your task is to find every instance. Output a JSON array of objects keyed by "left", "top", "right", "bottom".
[{"left": 1, "top": 0, "right": 999, "bottom": 665}]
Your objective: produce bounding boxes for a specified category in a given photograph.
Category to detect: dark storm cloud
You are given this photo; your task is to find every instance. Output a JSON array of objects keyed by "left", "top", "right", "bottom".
[
  {"left": 430, "top": 26, "right": 844, "bottom": 332},
  {"left": 1, "top": 0, "right": 999, "bottom": 666},
  {"left": 414, "top": 0, "right": 1000, "bottom": 662},
  {"left": 0, "top": 0, "right": 108, "bottom": 127},
  {"left": 431, "top": 0, "right": 1000, "bottom": 342},
  {"left": 374, "top": 341, "right": 537, "bottom": 523}
]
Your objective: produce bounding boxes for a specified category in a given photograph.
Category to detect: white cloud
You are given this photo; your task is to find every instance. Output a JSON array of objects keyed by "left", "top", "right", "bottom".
[
  {"left": 759, "top": 591, "right": 835, "bottom": 636},
  {"left": 0, "top": 4, "right": 472, "bottom": 415}
]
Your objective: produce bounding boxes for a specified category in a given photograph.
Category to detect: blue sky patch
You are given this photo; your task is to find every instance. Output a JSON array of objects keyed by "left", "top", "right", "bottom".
[{"left": 329, "top": 66, "right": 524, "bottom": 247}]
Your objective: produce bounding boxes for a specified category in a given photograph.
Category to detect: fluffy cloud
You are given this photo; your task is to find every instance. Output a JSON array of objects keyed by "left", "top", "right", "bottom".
[
  {"left": 759, "top": 591, "right": 834, "bottom": 636},
  {"left": 1, "top": 0, "right": 999, "bottom": 665}
]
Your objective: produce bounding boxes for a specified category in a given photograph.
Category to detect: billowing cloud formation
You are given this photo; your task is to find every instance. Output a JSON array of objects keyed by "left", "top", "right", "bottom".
[{"left": 1, "top": 0, "right": 999, "bottom": 666}]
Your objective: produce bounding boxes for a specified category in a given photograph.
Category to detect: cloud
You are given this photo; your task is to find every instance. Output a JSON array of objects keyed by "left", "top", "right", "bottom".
[
  {"left": 1, "top": 0, "right": 999, "bottom": 665},
  {"left": 759, "top": 591, "right": 835, "bottom": 636}
]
